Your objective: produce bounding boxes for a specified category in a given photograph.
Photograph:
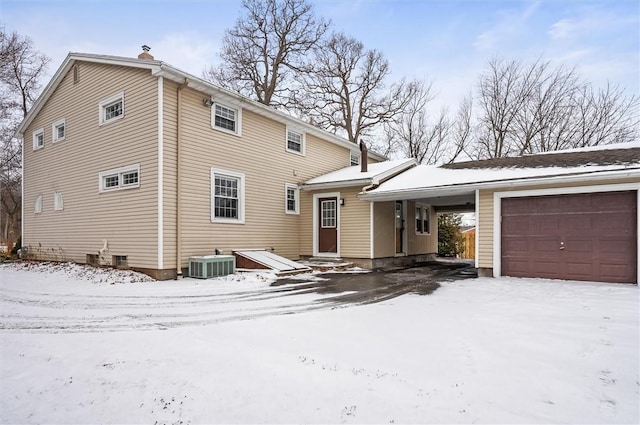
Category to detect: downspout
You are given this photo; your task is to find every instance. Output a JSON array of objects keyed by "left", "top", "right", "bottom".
[{"left": 176, "top": 78, "right": 189, "bottom": 278}]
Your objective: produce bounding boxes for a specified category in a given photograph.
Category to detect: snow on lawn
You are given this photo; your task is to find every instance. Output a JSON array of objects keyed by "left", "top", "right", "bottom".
[{"left": 1, "top": 263, "right": 638, "bottom": 424}]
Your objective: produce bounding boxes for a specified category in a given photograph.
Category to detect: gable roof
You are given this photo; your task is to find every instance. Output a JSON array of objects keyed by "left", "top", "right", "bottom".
[
  {"left": 442, "top": 143, "right": 640, "bottom": 169},
  {"left": 301, "top": 158, "right": 417, "bottom": 190},
  {"left": 15, "top": 52, "right": 386, "bottom": 162},
  {"left": 360, "top": 143, "right": 640, "bottom": 201}
]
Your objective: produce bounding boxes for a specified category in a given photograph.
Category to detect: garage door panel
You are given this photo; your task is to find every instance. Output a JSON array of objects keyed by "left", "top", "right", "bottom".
[{"left": 501, "top": 190, "right": 637, "bottom": 284}]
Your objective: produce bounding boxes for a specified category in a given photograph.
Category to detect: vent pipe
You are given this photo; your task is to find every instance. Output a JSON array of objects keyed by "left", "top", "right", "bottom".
[{"left": 359, "top": 141, "right": 368, "bottom": 173}]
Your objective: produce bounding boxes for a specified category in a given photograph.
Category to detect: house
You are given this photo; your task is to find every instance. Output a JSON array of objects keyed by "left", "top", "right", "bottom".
[
  {"left": 17, "top": 47, "right": 434, "bottom": 279},
  {"left": 360, "top": 144, "right": 640, "bottom": 284}
]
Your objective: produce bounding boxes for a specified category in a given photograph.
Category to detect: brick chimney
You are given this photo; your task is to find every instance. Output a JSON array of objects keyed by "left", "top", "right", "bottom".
[
  {"left": 138, "top": 45, "right": 154, "bottom": 60},
  {"left": 359, "top": 141, "right": 368, "bottom": 172}
]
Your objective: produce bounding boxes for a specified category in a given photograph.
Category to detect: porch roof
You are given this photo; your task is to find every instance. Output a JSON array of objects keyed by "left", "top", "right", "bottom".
[
  {"left": 360, "top": 145, "right": 640, "bottom": 202},
  {"left": 301, "top": 158, "right": 416, "bottom": 190}
]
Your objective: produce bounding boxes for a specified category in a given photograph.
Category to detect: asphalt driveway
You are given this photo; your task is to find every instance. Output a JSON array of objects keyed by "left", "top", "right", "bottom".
[{"left": 272, "top": 260, "right": 477, "bottom": 305}]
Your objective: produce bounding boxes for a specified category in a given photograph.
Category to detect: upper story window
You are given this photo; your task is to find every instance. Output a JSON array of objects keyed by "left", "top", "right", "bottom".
[
  {"left": 99, "top": 92, "right": 124, "bottom": 125},
  {"left": 34, "top": 194, "right": 43, "bottom": 213},
  {"left": 33, "top": 128, "right": 44, "bottom": 151},
  {"left": 52, "top": 119, "right": 65, "bottom": 142},
  {"left": 211, "top": 168, "right": 245, "bottom": 224},
  {"left": 54, "top": 191, "right": 64, "bottom": 211},
  {"left": 212, "top": 103, "right": 242, "bottom": 135},
  {"left": 99, "top": 164, "right": 140, "bottom": 192},
  {"left": 286, "top": 128, "right": 305, "bottom": 155},
  {"left": 350, "top": 151, "right": 360, "bottom": 166},
  {"left": 285, "top": 184, "right": 299, "bottom": 215}
]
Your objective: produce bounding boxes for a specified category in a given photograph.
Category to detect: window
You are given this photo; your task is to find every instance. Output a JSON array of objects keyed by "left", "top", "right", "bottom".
[
  {"left": 113, "top": 255, "right": 128, "bottom": 268},
  {"left": 350, "top": 152, "right": 360, "bottom": 166},
  {"left": 33, "top": 129, "right": 44, "bottom": 150},
  {"left": 52, "top": 119, "right": 65, "bottom": 142},
  {"left": 416, "top": 205, "right": 431, "bottom": 234},
  {"left": 321, "top": 200, "right": 337, "bottom": 228},
  {"left": 54, "top": 192, "right": 64, "bottom": 211},
  {"left": 285, "top": 184, "right": 299, "bottom": 214},
  {"left": 286, "top": 128, "right": 304, "bottom": 155},
  {"left": 86, "top": 254, "right": 99, "bottom": 265},
  {"left": 99, "top": 92, "right": 124, "bottom": 125},
  {"left": 211, "top": 168, "right": 245, "bottom": 223},
  {"left": 99, "top": 164, "right": 140, "bottom": 192},
  {"left": 34, "top": 195, "right": 43, "bottom": 213},
  {"left": 212, "top": 103, "right": 241, "bottom": 135}
]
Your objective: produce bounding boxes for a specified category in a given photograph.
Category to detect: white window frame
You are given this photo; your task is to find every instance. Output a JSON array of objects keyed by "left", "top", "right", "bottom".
[
  {"left": 99, "top": 164, "right": 140, "bottom": 192},
  {"left": 211, "top": 102, "right": 242, "bottom": 136},
  {"left": 350, "top": 151, "right": 360, "bottom": 166},
  {"left": 211, "top": 168, "right": 245, "bottom": 224},
  {"left": 415, "top": 203, "right": 431, "bottom": 235},
  {"left": 34, "top": 194, "right": 43, "bottom": 213},
  {"left": 285, "top": 183, "right": 300, "bottom": 215},
  {"left": 99, "top": 91, "right": 125, "bottom": 126},
  {"left": 54, "top": 191, "right": 64, "bottom": 211},
  {"left": 52, "top": 119, "right": 65, "bottom": 142},
  {"left": 285, "top": 127, "right": 305, "bottom": 155},
  {"left": 32, "top": 128, "right": 44, "bottom": 151}
]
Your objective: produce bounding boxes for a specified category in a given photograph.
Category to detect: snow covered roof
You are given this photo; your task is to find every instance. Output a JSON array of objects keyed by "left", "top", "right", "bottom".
[
  {"left": 443, "top": 144, "right": 640, "bottom": 170},
  {"left": 302, "top": 158, "right": 417, "bottom": 190},
  {"left": 360, "top": 145, "right": 640, "bottom": 201}
]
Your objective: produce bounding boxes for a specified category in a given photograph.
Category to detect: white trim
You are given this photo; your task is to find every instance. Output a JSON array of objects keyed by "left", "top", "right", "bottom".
[
  {"left": 157, "top": 76, "right": 164, "bottom": 270},
  {"left": 99, "top": 164, "right": 140, "bottom": 192},
  {"left": 211, "top": 168, "right": 246, "bottom": 224},
  {"left": 51, "top": 119, "right": 65, "bottom": 142},
  {"left": 474, "top": 189, "right": 479, "bottom": 269},
  {"left": 98, "top": 91, "right": 124, "bottom": 126},
  {"left": 492, "top": 182, "right": 640, "bottom": 279},
  {"left": 211, "top": 102, "right": 242, "bottom": 137},
  {"left": 285, "top": 127, "right": 305, "bottom": 156},
  {"left": 369, "top": 202, "right": 374, "bottom": 259},
  {"left": 32, "top": 128, "right": 44, "bottom": 151},
  {"left": 284, "top": 183, "right": 300, "bottom": 215},
  {"left": 312, "top": 191, "right": 341, "bottom": 257}
]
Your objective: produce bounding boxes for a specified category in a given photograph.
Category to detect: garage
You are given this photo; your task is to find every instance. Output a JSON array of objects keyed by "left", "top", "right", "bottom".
[{"left": 501, "top": 191, "right": 637, "bottom": 283}]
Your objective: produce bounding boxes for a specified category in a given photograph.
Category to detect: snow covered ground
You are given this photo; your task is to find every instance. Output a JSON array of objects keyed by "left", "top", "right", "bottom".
[{"left": 1, "top": 262, "right": 638, "bottom": 424}]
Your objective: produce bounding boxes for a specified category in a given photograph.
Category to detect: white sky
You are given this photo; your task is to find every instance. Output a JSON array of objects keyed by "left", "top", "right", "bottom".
[{"left": 1, "top": 0, "right": 638, "bottom": 112}]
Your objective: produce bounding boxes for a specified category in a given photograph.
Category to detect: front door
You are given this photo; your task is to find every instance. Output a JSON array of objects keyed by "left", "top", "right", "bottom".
[
  {"left": 318, "top": 197, "right": 338, "bottom": 254},
  {"left": 395, "top": 201, "right": 404, "bottom": 254}
]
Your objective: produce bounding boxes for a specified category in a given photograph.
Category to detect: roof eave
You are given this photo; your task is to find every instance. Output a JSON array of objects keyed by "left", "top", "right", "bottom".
[
  {"left": 359, "top": 167, "right": 640, "bottom": 202},
  {"left": 300, "top": 178, "right": 373, "bottom": 191}
]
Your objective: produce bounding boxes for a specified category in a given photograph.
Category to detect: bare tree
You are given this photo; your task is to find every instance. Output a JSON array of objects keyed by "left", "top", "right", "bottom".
[
  {"left": 203, "top": 0, "right": 329, "bottom": 107},
  {"left": 381, "top": 80, "right": 470, "bottom": 164},
  {"left": 294, "top": 32, "right": 415, "bottom": 144},
  {"left": 473, "top": 57, "right": 639, "bottom": 159},
  {"left": 0, "top": 26, "right": 49, "bottom": 244}
]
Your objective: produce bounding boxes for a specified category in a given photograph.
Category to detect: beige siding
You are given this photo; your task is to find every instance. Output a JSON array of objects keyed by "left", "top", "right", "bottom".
[
  {"left": 373, "top": 201, "right": 396, "bottom": 258},
  {"left": 477, "top": 177, "right": 640, "bottom": 269},
  {"left": 23, "top": 62, "right": 159, "bottom": 268},
  {"left": 337, "top": 187, "right": 370, "bottom": 258},
  {"left": 373, "top": 200, "right": 436, "bottom": 258},
  {"left": 174, "top": 86, "right": 361, "bottom": 268},
  {"left": 161, "top": 79, "right": 179, "bottom": 269},
  {"left": 406, "top": 201, "right": 437, "bottom": 255}
]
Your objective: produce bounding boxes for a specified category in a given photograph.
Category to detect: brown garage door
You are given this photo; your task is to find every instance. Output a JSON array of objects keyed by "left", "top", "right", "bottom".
[{"left": 501, "top": 191, "right": 637, "bottom": 283}]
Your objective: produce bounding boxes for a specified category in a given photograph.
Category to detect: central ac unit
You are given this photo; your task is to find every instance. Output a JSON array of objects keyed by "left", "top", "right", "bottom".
[{"left": 188, "top": 255, "right": 236, "bottom": 278}]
